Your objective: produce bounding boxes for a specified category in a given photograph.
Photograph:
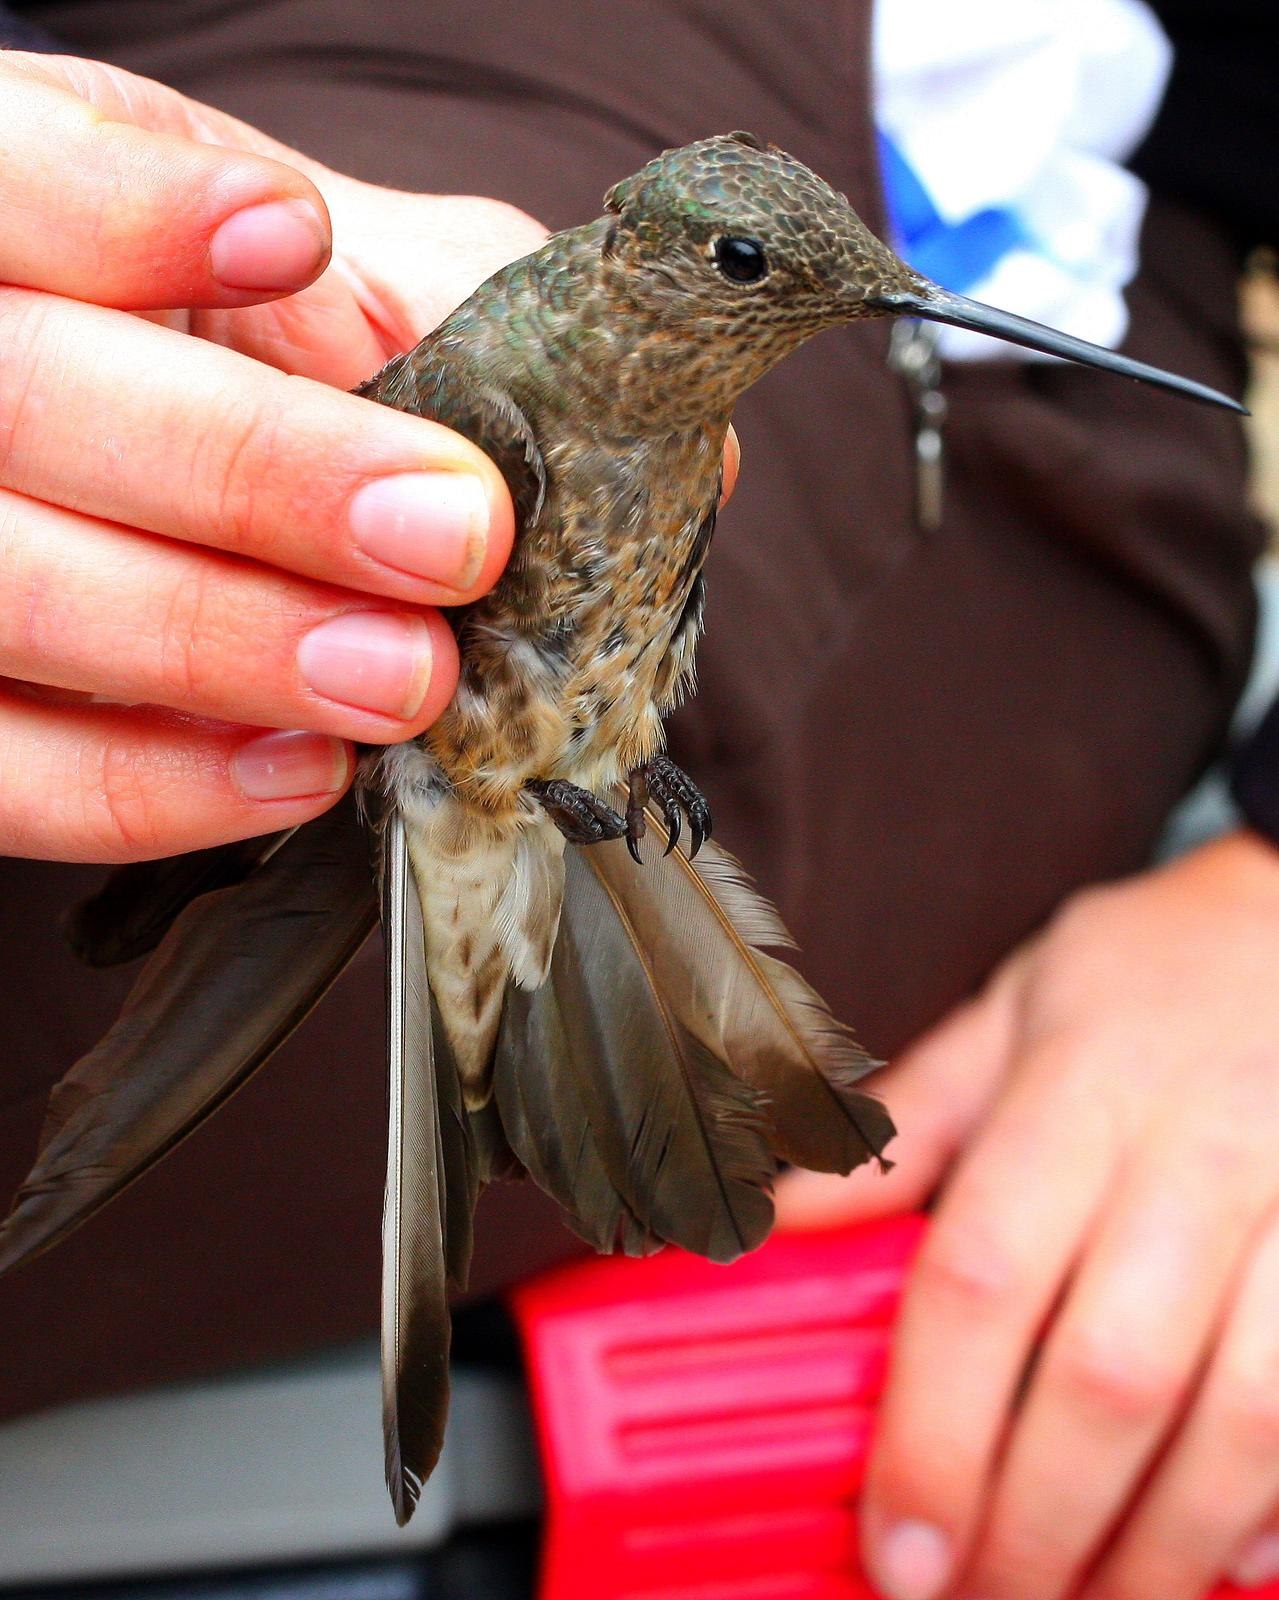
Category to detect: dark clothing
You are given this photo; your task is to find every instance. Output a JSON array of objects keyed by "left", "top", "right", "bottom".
[
  {"left": 1136, "top": 0, "right": 1279, "bottom": 256},
  {"left": 1136, "top": 0, "right": 1279, "bottom": 847},
  {"left": 1233, "top": 698, "right": 1279, "bottom": 842},
  {"left": 0, "top": 3, "right": 56, "bottom": 46},
  {"left": 0, "top": 0, "right": 1264, "bottom": 1420}
]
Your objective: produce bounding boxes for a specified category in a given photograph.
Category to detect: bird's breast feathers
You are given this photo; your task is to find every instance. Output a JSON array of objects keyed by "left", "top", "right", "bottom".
[{"left": 393, "top": 427, "right": 723, "bottom": 821}]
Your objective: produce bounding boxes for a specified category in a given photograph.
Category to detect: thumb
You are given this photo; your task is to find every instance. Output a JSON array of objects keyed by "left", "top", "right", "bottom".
[
  {"left": 774, "top": 965, "right": 1025, "bottom": 1230},
  {"left": 1, "top": 53, "right": 332, "bottom": 309}
]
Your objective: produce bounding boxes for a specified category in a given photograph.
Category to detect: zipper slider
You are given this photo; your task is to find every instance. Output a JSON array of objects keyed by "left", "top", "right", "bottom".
[{"left": 889, "top": 319, "right": 947, "bottom": 533}]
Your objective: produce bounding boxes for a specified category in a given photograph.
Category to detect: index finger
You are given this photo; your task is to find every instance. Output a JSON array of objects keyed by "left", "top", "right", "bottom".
[
  {"left": 0, "top": 56, "right": 331, "bottom": 308},
  {"left": 0, "top": 290, "right": 515, "bottom": 607}
]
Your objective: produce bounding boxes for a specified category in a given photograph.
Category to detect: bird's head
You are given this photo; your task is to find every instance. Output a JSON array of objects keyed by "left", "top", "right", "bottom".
[{"left": 600, "top": 131, "right": 1243, "bottom": 415}]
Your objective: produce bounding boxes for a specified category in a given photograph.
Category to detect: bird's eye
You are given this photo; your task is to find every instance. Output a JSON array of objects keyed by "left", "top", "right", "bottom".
[{"left": 714, "top": 236, "right": 768, "bottom": 284}]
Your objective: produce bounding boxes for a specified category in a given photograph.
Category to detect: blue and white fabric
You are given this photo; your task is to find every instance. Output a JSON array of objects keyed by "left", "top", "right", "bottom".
[{"left": 873, "top": 0, "right": 1172, "bottom": 361}]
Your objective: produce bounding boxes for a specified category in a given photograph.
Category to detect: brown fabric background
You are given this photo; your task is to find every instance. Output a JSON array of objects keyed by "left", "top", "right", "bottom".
[{"left": 0, "top": 0, "right": 1264, "bottom": 1420}]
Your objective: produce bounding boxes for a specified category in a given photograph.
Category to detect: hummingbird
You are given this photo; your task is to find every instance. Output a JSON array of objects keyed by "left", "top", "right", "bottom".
[{"left": 0, "top": 133, "right": 1243, "bottom": 1523}]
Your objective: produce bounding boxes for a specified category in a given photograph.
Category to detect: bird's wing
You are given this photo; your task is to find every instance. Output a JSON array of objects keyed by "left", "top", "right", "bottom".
[
  {"left": 493, "top": 836, "right": 776, "bottom": 1265},
  {"left": 584, "top": 821, "right": 896, "bottom": 1175},
  {"left": 65, "top": 833, "right": 292, "bottom": 967},
  {"left": 356, "top": 347, "right": 547, "bottom": 530},
  {"left": 0, "top": 796, "right": 377, "bottom": 1276}
]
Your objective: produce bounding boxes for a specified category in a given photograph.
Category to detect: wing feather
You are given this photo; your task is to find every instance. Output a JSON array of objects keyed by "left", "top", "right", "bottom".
[
  {"left": 0, "top": 798, "right": 377, "bottom": 1276},
  {"left": 64, "top": 833, "right": 290, "bottom": 968}
]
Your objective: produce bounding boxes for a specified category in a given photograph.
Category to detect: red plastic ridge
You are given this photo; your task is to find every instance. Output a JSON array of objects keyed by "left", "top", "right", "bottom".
[{"left": 510, "top": 1215, "right": 1278, "bottom": 1600}]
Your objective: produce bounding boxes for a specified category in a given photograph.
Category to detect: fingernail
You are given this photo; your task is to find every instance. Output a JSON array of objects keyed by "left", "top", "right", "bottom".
[
  {"left": 1231, "top": 1533, "right": 1279, "bottom": 1589},
  {"left": 871, "top": 1520, "right": 953, "bottom": 1600},
  {"left": 231, "top": 730, "right": 349, "bottom": 801},
  {"left": 349, "top": 473, "right": 489, "bottom": 589},
  {"left": 297, "top": 612, "right": 433, "bottom": 720},
  {"left": 210, "top": 198, "right": 330, "bottom": 291}
]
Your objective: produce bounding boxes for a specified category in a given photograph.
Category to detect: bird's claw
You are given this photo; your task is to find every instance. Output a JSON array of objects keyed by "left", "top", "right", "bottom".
[
  {"left": 527, "top": 763, "right": 711, "bottom": 861},
  {"left": 625, "top": 772, "right": 651, "bottom": 864},
  {"left": 526, "top": 779, "right": 627, "bottom": 846},
  {"left": 627, "top": 756, "right": 712, "bottom": 860}
]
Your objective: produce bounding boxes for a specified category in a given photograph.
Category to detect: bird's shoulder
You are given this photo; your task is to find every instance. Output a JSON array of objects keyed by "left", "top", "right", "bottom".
[{"left": 356, "top": 335, "right": 547, "bottom": 532}]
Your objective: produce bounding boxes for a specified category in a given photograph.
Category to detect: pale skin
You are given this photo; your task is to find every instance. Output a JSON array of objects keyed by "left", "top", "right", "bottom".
[
  {"left": 778, "top": 828, "right": 1279, "bottom": 1600},
  {"left": 0, "top": 49, "right": 739, "bottom": 862}
]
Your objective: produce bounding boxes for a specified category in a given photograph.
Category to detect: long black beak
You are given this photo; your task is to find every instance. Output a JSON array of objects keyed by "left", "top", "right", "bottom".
[{"left": 875, "top": 286, "right": 1247, "bottom": 415}]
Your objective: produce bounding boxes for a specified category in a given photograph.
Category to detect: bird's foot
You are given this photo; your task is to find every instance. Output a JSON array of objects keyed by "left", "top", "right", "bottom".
[
  {"left": 526, "top": 779, "right": 626, "bottom": 846},
  {"left": 626, "top": 755, "right": 712, "bottom": 863}
]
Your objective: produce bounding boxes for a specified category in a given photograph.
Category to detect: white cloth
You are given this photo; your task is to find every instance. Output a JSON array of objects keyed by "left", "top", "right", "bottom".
[{"left": 873, "top": 0, "right": 1172, "bottom": 360}]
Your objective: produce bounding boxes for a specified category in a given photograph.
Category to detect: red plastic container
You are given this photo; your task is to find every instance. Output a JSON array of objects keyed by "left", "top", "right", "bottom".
[{"left": 511, "top": 1215, "right": 1278, "bottom": 1600}]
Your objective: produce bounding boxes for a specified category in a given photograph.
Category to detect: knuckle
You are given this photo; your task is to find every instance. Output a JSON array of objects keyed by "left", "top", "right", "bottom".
[
  {"left": 1029, "top": 892, "right": 1133, "bottom": 1011},
  {"left": 1090, "top": 1522, "right": 1224, "bottom": 1600},
  {"left": 95, "top": 736, "right": 167, "bottom": 858},
  {"left": 150, "top": 559, "right": 285, "bottom": 716},
  {"left": 1048, "top": 1331, "right": 1181, "bottom": 1423},
  {"left": 0, "top": 290, "right": 60, "bottom": 484},
  {"left": 913, "top": 1223, "right": 1027, "bottom": 1317},
  {"left": 976, "top": 1533, "right": 1074, "bottom": 1599},
  {"left": 1217, "top": 1359, "right": 1279, "bottom": 1452},
  {"left": 202, "top": 402, "right": 270, "bottom": 549},
  {"left": 190, "top": 387, "right": 293, "bottom": 554},
  {"left": 189, "top": 377, "right": 351, "bottom": 572},
  {"left": 1089, "top": 1561, "right": 1187, "bottom": 1600},
  {"left": 1048, "top": 878, "right": 1122, "bottom": 938},
  {"left": 1211, "top": 1046, "right": 1279, "bottom": 1132},
  {"left": 155, "top": 560, "right": 220, "bottom": 703},
  {"left": 151, "top": 561, "right": 307, "bottom": 721}
]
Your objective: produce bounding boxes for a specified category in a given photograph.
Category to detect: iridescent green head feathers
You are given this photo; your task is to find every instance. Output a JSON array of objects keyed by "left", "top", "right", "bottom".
[
  {"left": 602, "top": 130, "right": 913, "bottom": 328},
  {"left": 598, "top": 131, "right": 1244, "bottom": 414}
]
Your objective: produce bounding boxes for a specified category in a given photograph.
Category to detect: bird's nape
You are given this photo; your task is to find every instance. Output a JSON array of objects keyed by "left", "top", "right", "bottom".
[{"left": 872, "top": 284, "right": 1248, "bottom": 415}]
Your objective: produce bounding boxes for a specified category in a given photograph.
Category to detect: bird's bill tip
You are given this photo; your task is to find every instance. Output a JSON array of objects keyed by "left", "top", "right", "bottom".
[{"left": 873, "top": 286, "right": 1248, "bottom": 416}]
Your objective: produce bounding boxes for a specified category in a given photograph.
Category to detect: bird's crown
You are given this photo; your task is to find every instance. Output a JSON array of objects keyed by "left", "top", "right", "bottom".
[{"left": 599, "top": 131, "right": 911, "bottom": 310}]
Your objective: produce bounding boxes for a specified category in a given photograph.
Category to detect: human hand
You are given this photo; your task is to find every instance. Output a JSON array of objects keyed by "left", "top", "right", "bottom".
[
  {"left": 777, "top": 829, "right": 1279, "bottom": 1599},
  {"left": 0, "top": 51, "right": 542, "bottom": 862}
]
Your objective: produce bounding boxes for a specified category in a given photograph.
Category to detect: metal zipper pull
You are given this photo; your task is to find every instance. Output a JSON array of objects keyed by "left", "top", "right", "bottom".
[{"left": 889, "top": 318, "right": 948, "bottom": 533}]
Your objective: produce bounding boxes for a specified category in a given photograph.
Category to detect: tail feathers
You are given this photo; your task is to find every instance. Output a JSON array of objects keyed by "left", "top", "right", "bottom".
[
  {"left": 581, "top": 822, "right": 896, "bottom": 1177},
  {"left": 494, "top": 841, "right": 776, "bottom": 1265},
  {"left": 493, "top": 823, "right": 565, "bottom": 988},
  {"left": 0, "top": 798, "right": 377, "bottom": 1278},
  {"left": 64, "top": 833, "right": 290, "bottom": 968},
  {"left": 490, "top": 814, "right": 892, "bottom": 1265},
  {"left": 733, "top": 954, "right": 897, "bottom": 1171},
  {"left": 494, "top": 978, "right": 650, "bottom": 1257},
  {"left": 467, "top": 1099, "right": 522, "bottom": 1186},
  {"left": 426, "top": 987, "right": 485, "bottom": 1288},
  {"left": 380, "top": 812, "right": 465, "bottom": 1525},
  {"left": 380, "top": 807, "right": 549, "bottom": 1525},
  {"left": 20, "top": 784, "right": 889, "bottom": 1533}
]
